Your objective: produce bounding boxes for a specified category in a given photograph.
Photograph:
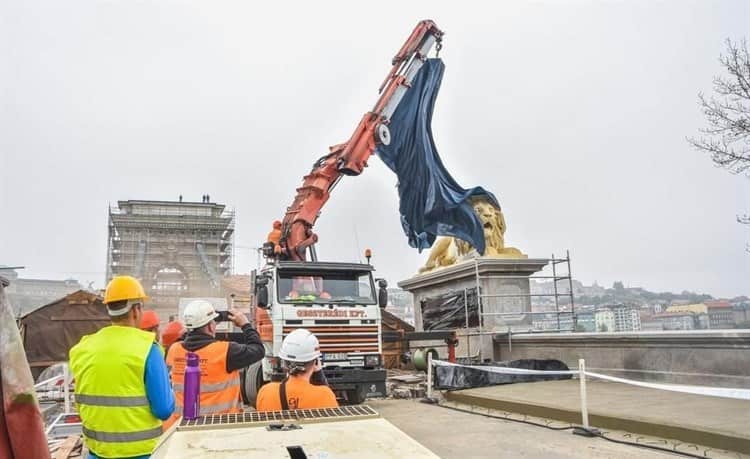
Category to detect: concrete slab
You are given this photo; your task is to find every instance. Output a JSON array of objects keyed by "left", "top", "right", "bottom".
[
  {"left": 445, "top": 379, "right": 750, "bottom": 454},
  {"left": 369, "top": 399, "right": 682, "bottom": 459},
  {"left": 153, "top": 418, "right": 439, "bottom": 458}
]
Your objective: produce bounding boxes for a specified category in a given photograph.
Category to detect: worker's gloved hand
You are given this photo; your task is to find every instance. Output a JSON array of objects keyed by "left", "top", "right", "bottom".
[{"left": 228, "top": 308, "right": 249, "bottom": 328}]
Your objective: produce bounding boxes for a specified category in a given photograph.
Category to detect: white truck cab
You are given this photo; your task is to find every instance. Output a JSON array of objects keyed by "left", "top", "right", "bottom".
[{"left": 242, "top": 260, "right": 387, "bottom": 405}]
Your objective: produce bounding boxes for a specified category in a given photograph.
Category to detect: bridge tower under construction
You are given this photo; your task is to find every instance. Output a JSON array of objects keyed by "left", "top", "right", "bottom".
[{"left": 106, "top": 198, "right": 234, "bottom": 316}]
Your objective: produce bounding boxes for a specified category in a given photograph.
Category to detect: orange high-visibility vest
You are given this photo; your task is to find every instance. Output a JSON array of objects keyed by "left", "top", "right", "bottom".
[{"left": 164, "top": 341, "right": 242, "bottom": 430}]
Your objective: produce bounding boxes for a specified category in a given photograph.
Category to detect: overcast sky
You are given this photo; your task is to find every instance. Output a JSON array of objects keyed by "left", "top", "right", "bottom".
[{"left": 1, "top": 1, "right": 748, "bottom": 298}]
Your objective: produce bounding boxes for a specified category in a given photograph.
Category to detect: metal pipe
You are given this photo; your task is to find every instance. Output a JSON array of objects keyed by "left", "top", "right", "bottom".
[
  {"left": 480, "top": 311, "right": 574, "bottom": 316},
  {"left": 482, "top": 275, "right": 567, "bottom": 280},
  {"left": 508, "top": 326, "right": 512, "bottom": 359},
  {"left": 426, "top": 351, "right": 433, "bottom": 399},
  {"left": 464, "top": 288, "right": 471, "bottom": 361},
  {"left": 63, "top": 364, "right": 70, "bottom": 414},
  {"left": 552, "top": 253, "right": 560, "bottom": 333},
  {"left": 567, "top": 250, "right": 577, "bottom": 331},
  {"left": 479, "top": 293, "right": 565, "bottom": 298},
  {"left": 474, "top": 259, "right": 484, "bottom": 362}
]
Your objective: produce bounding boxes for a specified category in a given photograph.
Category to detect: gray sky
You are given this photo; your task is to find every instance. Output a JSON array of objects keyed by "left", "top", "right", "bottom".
[{"left": 1, "top": 1, "right": 748, "bottom": 297}]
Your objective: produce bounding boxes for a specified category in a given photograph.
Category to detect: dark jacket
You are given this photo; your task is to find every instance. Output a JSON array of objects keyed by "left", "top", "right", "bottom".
[{"left": 181, "top": 324, "right": 264, "bottom": 373}]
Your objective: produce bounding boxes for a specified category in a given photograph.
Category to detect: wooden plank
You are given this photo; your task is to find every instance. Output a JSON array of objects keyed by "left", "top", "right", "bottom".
[{"left": 53, "top": 435, "right": 80, "bottom": 459}]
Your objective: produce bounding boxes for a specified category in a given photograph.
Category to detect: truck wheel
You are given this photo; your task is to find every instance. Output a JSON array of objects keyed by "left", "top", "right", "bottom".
[
  {"left": 344, "top": 388, "right": 367, "bottom": 405},
  {"left": 240, "top": 361, "right": 264, "bottom": 408}
]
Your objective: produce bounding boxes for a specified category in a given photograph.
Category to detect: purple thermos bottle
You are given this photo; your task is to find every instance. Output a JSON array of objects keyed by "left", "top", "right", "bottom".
[{"left": 183, "top": 352, "right": 201, "bottom": 420}]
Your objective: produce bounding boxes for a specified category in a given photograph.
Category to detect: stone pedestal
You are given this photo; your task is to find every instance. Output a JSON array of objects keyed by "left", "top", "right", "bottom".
[{"left": 398, "top": 257, "right": 548, "bottom": 361}]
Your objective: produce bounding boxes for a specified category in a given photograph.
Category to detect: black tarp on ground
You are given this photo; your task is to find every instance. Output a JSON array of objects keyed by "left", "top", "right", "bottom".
[
  {"left": 420, "top": 288, "right": 479, "bottom": 331},
  {"left": 434, "top": 359, "right": 572, "bottom": 390},
  {"left": 376, "top": 58, "right": 500, "bottom": 254}
]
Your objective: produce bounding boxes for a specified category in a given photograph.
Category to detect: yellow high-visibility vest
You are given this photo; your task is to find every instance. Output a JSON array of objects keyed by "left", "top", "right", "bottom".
[{"left": 69, "top": 325, "right": 162, "bottom": 457}]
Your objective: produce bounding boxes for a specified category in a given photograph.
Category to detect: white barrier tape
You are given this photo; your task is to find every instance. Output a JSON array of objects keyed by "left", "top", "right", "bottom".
[
  {"left": 432, "top": 359, "right": 580, "bottom": 376},
  {"left": 432, "top": 360, "right": 750, "bottom": 401},
  {"left": 585, "top": 371, "right": 750, "bottom": 401},
  {"left": 34, "top": 375, "right": 64, "bottom": 389}
]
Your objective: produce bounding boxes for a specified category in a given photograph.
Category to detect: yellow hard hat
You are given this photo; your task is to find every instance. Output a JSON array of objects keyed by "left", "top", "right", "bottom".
[{"left": 104, "top": 275, "right": 148, "bottom": 304}]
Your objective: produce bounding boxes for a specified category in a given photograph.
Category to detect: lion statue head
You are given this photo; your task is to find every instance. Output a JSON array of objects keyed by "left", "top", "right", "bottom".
[
  {"left": 419, "top": 196, "right": 525, "bottom": 273},
  {"left": 455, "top": 197, "right": 507, "bottom": 257}
]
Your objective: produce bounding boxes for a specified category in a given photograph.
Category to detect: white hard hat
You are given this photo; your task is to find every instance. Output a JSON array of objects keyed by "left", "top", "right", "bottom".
[
  {"left": 182, "top": 299, "right": 218, "bottom": 329},
  {"left": 279, "top": 329, "right": 321, "bottom": 363}
]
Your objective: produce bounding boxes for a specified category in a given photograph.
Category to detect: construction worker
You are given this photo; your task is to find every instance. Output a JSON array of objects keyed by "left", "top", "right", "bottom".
[
  {"left": 161, "top": 320, "right": 186, "bottom": 352},
  {"left": 256, "top": 329, "right": 339, "bottom": 411},
  {"left": 69, "top": 276, "right": 174, "bottom": 459},
  {"left": 164, "top": 300, "right": 264, "bottom": 428},
  {"left": 267, "top": 220, "right": 282, "bottom": 254},
  {"left": 140, "top": 310, "right": 160, "bottom": 340}
]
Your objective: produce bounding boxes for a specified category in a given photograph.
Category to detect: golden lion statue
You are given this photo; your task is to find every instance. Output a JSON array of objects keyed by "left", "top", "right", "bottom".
[{"left": 418, "top": 197, "right": 526, "bottom": 273}]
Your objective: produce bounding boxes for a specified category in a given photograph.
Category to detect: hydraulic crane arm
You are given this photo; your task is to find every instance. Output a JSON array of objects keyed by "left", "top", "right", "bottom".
[{"left": 271, "top": 20, "right": 444, "bottom": 261}]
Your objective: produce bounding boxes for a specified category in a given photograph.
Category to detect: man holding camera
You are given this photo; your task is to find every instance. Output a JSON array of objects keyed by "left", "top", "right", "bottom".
[{"left": 164, "top": 299, "right": 264, "bottom": 429}]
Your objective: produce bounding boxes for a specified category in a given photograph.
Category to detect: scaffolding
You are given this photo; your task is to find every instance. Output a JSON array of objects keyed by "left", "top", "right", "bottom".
[
  {"left": 106, "top": 199, "right": 235, "bottom": 314},
  {"left": 417, "top": 252, "right": 575, "bottom": 363},
  {"left": 475, "top": 251, "right": 575, "bottom": 361}
]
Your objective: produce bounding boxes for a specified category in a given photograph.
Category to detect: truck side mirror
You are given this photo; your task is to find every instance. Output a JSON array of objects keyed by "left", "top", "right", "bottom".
[
  {"left": 257, "top": 285, "right": 270, "bottom": 308},
  {"left": 255, "top": 277, "right": 270, "bottom": 308},
  {"left": 377, "top": 279, "right": 388, "bottom": 309}
]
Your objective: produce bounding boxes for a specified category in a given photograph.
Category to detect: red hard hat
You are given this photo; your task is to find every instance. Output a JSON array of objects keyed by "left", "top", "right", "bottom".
[
  {"left": 162, "top": 321, "right": 186, "bottom": 348},
  {"left": 140, "top": 310, "right": 160, "bottom": 330}
]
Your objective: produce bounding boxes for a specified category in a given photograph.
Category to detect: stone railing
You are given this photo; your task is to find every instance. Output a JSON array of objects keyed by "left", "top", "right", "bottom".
[{"left": 493, "top": 329, "right": 750, "bottom": 388}]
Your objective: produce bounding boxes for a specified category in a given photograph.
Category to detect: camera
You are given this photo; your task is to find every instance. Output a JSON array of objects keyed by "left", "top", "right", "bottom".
[{"left": 214, "top": 310, "right": 231, "bottom": 322}]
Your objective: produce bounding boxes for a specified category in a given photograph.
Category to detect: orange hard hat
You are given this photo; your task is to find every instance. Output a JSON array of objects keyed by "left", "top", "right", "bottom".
[
  {"left": 140, "top": 310, "right": 160, "bottom": 330},
  {"left": 162, "top": 321, "right": 186, "bottom": 347}
]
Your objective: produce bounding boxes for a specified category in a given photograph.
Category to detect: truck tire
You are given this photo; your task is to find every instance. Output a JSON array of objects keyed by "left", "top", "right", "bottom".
[
  {"left": 240, "top": 360, "right": 264, "bottom": 408},
  {"left": 344, "top": 388, "right": 367, "bottom": 405}
]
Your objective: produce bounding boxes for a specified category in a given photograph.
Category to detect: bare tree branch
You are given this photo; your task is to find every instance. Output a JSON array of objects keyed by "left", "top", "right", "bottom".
[{"left": 688, "top": 38, "right": 750, "bottom": 176}]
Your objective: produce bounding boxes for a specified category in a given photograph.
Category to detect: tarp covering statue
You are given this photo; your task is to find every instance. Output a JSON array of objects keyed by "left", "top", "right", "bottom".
[{"left": 376, "top": 58, "right": 525, "bottom": 273}]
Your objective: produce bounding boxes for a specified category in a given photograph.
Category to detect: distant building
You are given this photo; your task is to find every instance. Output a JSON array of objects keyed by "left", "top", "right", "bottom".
[
  {"left": 595, "top": 308, "right": 615, "bottom": 332},
  {"left": 575, "top": 312, "right": 596, "bottom": 332},
  {"left": 706, "top": 301, "right": 735, "bottom": 329},
  {"left": 107, "top": 199, "right": 234, "bottom": 316},
  {"left": 651, "top": 312, "right": 696, "bottom": 331},
  {"left": 733, "top": 303, "right": 750, "bottom": 327},
  {"left": 640, "top": 320, "right": 664, "bottom": 331},
  {"left": 0, "top": 268, "right": 82, "bottom": 318},
  {"left": 612, "top": 305, "right": 641, "bottom": 332},
  {"left": 666, "top": 303, "right": 707, "bottom": 314},
  {"left": 594, "top": 305, "right": 640, "bottom": 332},
  {"left": 670, "top": 299, "right": 691, "bottom": 306}
]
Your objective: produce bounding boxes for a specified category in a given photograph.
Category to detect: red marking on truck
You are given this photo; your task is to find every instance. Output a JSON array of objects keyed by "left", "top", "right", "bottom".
[{"left": 295, "top": 310, "right": 369, "bottom": 318}]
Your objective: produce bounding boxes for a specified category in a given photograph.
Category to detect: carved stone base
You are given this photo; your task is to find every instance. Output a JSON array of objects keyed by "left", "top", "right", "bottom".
[{"left": 399, "top": 257, "right": 548, "bottom": 360}]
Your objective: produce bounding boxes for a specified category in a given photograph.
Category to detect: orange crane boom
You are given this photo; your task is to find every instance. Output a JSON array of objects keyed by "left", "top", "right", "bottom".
[{"left": 270, "top": 20, "right": 444, "bottom": 261}]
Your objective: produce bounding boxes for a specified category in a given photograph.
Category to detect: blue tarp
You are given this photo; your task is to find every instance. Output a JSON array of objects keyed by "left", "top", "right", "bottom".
[{"left": 376, "top": 58, "right": 499, "bottom": 254}]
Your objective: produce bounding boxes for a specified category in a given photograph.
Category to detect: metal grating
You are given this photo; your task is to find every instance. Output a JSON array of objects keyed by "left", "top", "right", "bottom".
[{"left": 178, "top": 405, "right": 378, "bottom": 431}]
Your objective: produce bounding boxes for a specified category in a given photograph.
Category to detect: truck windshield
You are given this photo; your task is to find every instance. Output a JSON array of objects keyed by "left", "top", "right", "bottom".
[{"left": 277, "top": 270, "right": 376, "bottom": 305}]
